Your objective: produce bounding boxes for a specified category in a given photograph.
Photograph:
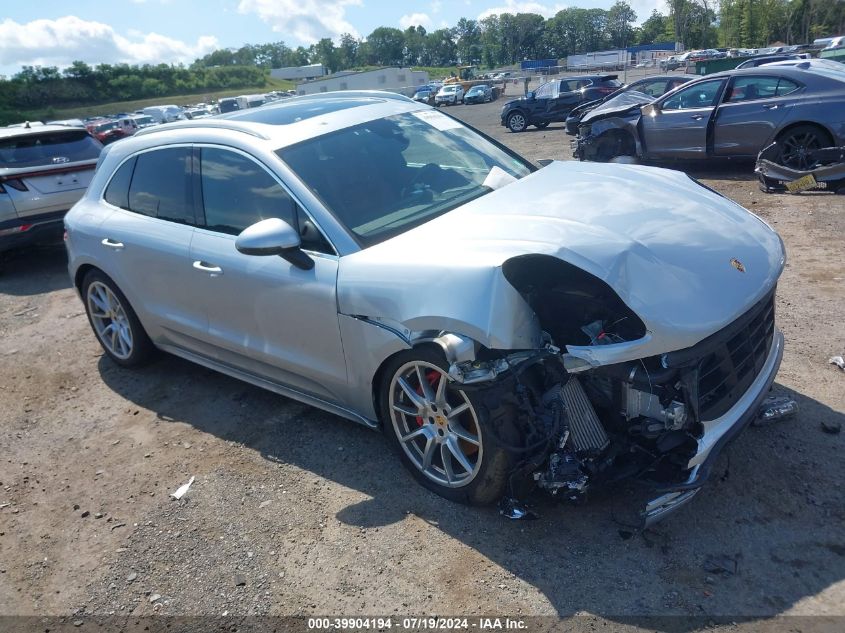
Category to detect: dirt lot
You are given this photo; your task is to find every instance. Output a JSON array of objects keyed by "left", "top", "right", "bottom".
[{"left": 0, "top": 96, "right": 843, "bottom": 628}]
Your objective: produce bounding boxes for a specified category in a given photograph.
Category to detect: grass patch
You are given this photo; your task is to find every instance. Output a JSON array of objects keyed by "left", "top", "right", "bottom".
[{"left": 7, "top": 77, "right": 295, "bottom": 123}]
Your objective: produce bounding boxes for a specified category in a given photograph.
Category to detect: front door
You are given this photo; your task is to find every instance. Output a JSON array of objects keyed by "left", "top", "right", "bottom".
[
  {"left": 188, "top": 146, "right": 348, "bottom": 403},
  {"left": 641, "top": 78, "right": 726, "bottom": 159}
]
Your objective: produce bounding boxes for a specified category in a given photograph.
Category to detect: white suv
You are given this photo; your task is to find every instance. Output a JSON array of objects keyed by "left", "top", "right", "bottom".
[{"left": 434, "top": 84, "right": 464, "bottom": 106}]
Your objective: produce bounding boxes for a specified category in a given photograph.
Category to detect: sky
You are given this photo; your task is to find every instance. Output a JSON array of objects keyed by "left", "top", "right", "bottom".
[{"left": 0, "top": 0, "right": 667, "bottom": 77}]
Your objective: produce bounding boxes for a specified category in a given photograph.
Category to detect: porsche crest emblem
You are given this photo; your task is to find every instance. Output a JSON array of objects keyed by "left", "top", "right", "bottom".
[{"left": 730, "top": 258, "right": 746, "bottom": 273}]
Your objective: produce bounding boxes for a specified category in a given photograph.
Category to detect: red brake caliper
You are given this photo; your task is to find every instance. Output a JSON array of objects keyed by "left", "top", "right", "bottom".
[{"left": 415, "top": 370, "right": 441, "bottom": 427}]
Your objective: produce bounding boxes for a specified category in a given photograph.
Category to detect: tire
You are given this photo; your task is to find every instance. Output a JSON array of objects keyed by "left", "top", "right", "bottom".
[
  {"left": 379, "top": 347, "right": 517, "bottom": 505},
  {"left": 775, "top": 124, "right": 833, "bottom": 171},
  {"left": 534, "top": 122, "right": 550, "bottom": 129},
  {"left": 507, "top": 111, "right": 528, "bottom": 133},
  {"left": 82, "top": 269, "right": 155, "bottom": 367}
]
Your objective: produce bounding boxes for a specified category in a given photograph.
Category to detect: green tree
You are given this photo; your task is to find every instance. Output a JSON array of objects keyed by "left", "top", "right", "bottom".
[
  {"left": 607, "top": 1, "right": 637, "bottom": 47},
  {"left": 366, "top": 27, "right": 405, "bottom": 65}
]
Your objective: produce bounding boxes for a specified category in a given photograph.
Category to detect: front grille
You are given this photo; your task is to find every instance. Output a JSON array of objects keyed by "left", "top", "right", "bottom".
[{"left": 697, "top": 293, "right": 776, "bottom": 420}]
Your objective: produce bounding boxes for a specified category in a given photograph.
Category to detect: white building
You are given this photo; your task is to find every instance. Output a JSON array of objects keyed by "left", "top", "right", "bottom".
[
  {"left": 270, "top": 64, "right": 326, "bottom": 81},
  {"left": 296, "top": 67, "right": 430, "bottom": 97}
]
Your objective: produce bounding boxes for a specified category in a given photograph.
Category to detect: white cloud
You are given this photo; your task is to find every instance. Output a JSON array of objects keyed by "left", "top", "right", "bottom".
[
  {"left": 238, "top": 0, "right": 362, "bottom": 44},
  {"left": 478, "top": 0, "right": 567, "bottom": 20},
  {"left": 431, "top": 0, "right": 443, "bottom": 14},
  {"left": 0, "top": 16, "right": 217, "bottom": 73},
  {"left": 399, "top": 13, "right": 433, "bottom": 30}
]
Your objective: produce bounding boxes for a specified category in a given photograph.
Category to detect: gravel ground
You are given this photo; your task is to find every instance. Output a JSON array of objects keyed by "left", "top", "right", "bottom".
[{"left": 0, "top": 95, "right": 843, "bottom": 629}]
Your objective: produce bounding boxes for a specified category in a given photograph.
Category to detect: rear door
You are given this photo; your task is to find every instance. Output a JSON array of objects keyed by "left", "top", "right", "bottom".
[
  {"left": 641, "top": 78, "right": 727, "bottom": 158},
  {"left": 713, "top": 75, "right": 797, "bottom": 156},
  {"left": 94, "top": 146, "right": 208, "bottom": 347}
]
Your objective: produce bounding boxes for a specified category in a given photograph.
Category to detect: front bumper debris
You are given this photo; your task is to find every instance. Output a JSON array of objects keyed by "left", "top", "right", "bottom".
[
  {"left": 640, "top": 329, "right": 784, "bottom": 527},
  {"left": 756, "top": 144, "right": 845, "bottom": 194}
]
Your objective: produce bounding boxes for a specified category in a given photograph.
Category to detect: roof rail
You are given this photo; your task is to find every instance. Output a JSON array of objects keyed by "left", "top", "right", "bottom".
[{"left": 133, "top": 119, "right": 271, "bottom": 140}]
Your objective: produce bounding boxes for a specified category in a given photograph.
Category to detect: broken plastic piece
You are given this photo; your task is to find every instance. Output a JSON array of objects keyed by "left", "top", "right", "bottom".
[
  {"left": 482, "top": 165, "right": 518, "bottom": 191},
  {"left": 753, "top": 395, "right": 798, "bottom": 426},
  {"left": 170, "top": 476, "right": 195, "bottom": 500},
  {"left": 498, "top": 497, "right": 538, "bottom": 520},
  {"left": 829, "top": 356, "right": 845, "bottom": 371}
]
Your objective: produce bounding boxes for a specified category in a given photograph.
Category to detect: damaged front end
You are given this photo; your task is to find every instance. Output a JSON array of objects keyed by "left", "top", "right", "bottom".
[
  {"left": 443, "top": 256, "right": 783, "bottom": 527},
  {"left": 756, "top": 143, "right": 845, "bottom": 194},
  {"left": 572, "top": 93, "right": 649, "bottom": 162}
]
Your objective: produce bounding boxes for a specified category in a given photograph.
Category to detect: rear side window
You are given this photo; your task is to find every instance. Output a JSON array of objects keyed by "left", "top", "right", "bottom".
[
  {"left": 128, "top": 147, "right": 194, "bottom": 224},
  {"left": 199, "top": 147, "right": 295, "bottom": 235},
  {"left": 726, "top": 76, "right": 780, "bottom": 102},
  {"left": 776, "top": 78, "right": 801, "bottom": 96},
  {"left": 104, "top": 157, "right": 136, "bottom": 209},
  {"left": 0, "top": 130, "right": 102, "bottom": 168}
]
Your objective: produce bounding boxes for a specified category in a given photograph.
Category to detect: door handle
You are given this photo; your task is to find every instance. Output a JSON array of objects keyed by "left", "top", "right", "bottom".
[
  {"left": 690, "top": 114, "right": 704, "bottom": 120},
  {"left": 763, "top": 104, "right": 779, "bottom": 110},
  {"left": 101, "top": 238, "right": 124, "bottom": 249},
  {"left": 192, "top": 260, "right": 223, "bottom": 275}
]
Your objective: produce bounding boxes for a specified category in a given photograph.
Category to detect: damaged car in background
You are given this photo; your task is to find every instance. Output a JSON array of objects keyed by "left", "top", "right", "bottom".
[
  {"left": 65, "top": 92, "right": 785, "bottom": 527},
  {"left": 756, "top": 141, "right": 845, "bottom": 194},
  {"left": 573, "top": 64, "right": 845, "bottom": 166}
]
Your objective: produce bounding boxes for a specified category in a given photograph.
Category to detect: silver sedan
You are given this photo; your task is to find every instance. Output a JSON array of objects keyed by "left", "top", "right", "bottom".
[{"left": 65, "top": 91, "right": 785, "bottom": 524}]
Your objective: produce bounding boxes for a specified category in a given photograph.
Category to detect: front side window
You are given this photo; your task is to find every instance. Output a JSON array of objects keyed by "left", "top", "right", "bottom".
[
  {"left": 534, "top": 82, "right": 555, "bottom": 98},
  {"left": 200, "top": 148, "right": 295, "bottom": 236},
  {"left": 279, "top": 111, "right": 532, "bottom": 248},
  {"left": 128, "top": 147, "right": 193, "bottom": 224},
  {"left": 662, "top": 79, "right": 724, "bottom": 110}
]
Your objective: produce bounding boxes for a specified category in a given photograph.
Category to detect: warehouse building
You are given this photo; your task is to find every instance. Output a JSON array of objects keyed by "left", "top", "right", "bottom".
[{"left": 296, "top": 67, "right": 430, "bottom": 96}]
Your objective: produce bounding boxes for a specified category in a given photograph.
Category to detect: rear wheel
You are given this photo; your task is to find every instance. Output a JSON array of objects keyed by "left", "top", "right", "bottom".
[
  {"left": 776, "top": 125, "right": 832, "bottom": 170},
  {"left": 507, "top": 111, "right": 528, "bottom": 133},
  {"left": 380, "top": 347, "right": 515, "bottom": 505},
  {"left": 82, "top": 270, "right": 155, "bottom": 367}
]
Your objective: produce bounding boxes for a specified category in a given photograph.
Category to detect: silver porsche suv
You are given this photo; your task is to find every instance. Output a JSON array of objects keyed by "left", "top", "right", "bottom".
[{"left": 65, "top": 92, "right": 785, "bottom": 524}]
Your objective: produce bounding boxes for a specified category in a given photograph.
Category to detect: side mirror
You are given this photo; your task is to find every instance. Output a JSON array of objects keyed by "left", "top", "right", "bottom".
[
  {"left": 235, "top": 218, "right": 314, "bottom": 270},
  {"left": 642, "top": 103, "right": 659, "bottom": 116},
  {"left": 526, "top": 91, "right": 536, "bottom": 100}
]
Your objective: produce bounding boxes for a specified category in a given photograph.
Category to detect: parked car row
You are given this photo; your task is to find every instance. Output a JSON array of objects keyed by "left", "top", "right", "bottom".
[{"left": 572, "top": 60, "right": 845, "bottom": 170}]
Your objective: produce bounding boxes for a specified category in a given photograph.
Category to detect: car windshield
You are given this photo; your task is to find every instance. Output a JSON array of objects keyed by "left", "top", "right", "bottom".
[
  {"left": 441, "top": 86, "right": 456, "bottom": 93},
  {"left": 279, "top": 111, "right": 532, "bottom": 248},
  {"left": 0, "top": 130, "right": 102, "bottom": 168}
]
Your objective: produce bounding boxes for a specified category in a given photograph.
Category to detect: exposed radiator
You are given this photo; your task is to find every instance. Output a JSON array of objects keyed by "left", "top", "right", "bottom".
[{"left": 559, "top": 377, "right": 609, "bottom": 452}]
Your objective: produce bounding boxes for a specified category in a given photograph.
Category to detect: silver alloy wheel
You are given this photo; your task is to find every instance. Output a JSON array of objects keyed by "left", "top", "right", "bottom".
[
  {"left": 87, "top": 281, "right": 133, "bottom": 360},
  {"left": 508, "top": 112, "right": 526, "bottom": 132},
  {"left": 389, "top": 360, "right": 483, "bottom": 488}
]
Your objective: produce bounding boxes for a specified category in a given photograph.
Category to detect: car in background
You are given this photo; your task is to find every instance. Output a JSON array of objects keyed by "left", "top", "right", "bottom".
[
  {"left": 661, "top": 52, "right": 693, "bottom": 70},
  {"left": 64, "top": 92, "right": 785, "bottom": 525},
  {"left": 218, "top": 98, "right": 240, "bottom": 114},
  {"left": 184, "top": 107, "right": 213, "bottom": 119},
  {"left": 434, "top": 84, "right": 464, "bottom": 106},
  {"left": 500, "top": 74, "right": 622, "bottom": 132},
  {"left": 735, "top": 54, "right": 809, "bottom": 69},
  {"left": 86, "top": 119, "right": 130, "bottom": 145},
  {"left": 130, "top": 115, "right": 158, "bottom": 130},
  {"left": 142, "top": 105, "right": 185, "bottom": 124},
  {"left": 565, "top": 74, "right": 696, "bottom": 134},
  {"left": 574, "top": 65, "right": 845, "bottom": 170},
  {"left": 412, "top": 87, "right": 436, "bottom": 105},
  {"left": 0, "top": 124, "right": 102, "bottom": 253},
  {"left": 463, "top": 84, "right": 493, "bottom": 104}
]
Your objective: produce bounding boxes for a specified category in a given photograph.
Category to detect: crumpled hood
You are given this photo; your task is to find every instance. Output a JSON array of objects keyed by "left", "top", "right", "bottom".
[
  {"left": 580, "top": 90, "right": 653, "bottom": 125},
  {"left": 338, "top": 161, "right": 784, "bottom": 362}
]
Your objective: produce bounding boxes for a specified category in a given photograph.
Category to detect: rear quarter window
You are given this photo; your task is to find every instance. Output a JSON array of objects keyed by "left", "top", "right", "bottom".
[{"left": 104, "top": 157, "right": 136, "bottom": 209}]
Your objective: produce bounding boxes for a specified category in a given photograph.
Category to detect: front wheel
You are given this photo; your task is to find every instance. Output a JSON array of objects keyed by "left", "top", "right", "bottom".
[
  {"left": 380, "top": 347, "right": 514, "bottom": 505},
  {"left": 776, "top": 125, "right": 832, "bottom": 171},
  {"left": 507, "top": 111, "right": 527, "bottom": 133}
]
